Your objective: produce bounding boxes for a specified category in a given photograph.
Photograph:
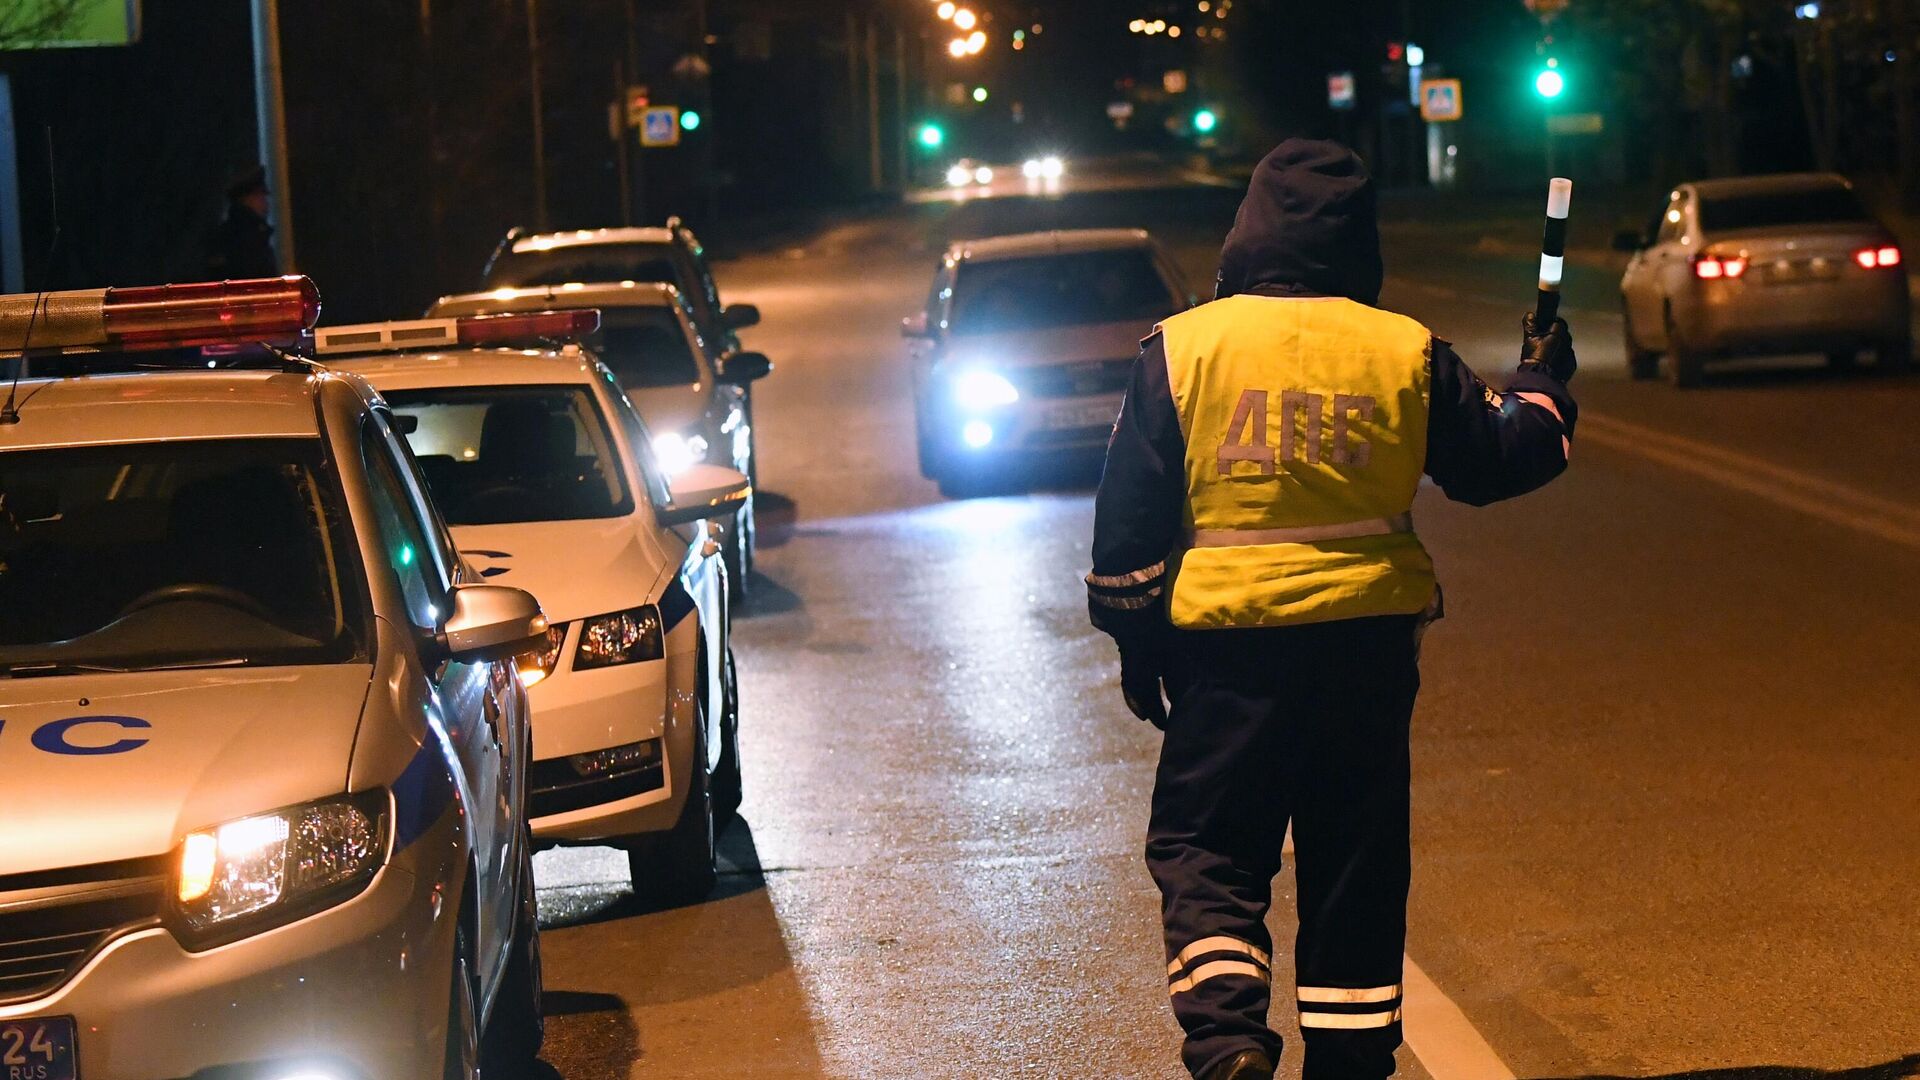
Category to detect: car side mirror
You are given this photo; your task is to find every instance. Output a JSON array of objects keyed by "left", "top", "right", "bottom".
[
  {"left": 656, "top": 463, "right": 751, "bottom": 527},
  {"left": 440, "top": 584, "right": 549, "bottom": 663},
  {"left": 1613, "top": 229, "right": 1646, "bottom": 253},
  {"left": 901, "top": 312, "right": 930, "bottom": 338},
  {"left": 718, "top": 350, "right": 773, "bottom": 384},
  {"left": 722, "top": 303, "right": 761, "bottom": 330}
]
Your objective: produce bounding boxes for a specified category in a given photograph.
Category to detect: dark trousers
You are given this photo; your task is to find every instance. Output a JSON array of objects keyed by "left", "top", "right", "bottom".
[{"left": 1148, "top": 615, "right": 1420, "bottom": 1080}]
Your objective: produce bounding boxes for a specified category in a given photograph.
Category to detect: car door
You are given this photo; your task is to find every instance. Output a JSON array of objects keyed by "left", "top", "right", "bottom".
[
  {"left": 1626, "top": 191, "right": 1687, "bottom": 346},
  {"left": 910, "top": 257, "right": 956, "bottom": 409},
  {"left": 358, "top": 417, "right": 516, "bottom": 974}
]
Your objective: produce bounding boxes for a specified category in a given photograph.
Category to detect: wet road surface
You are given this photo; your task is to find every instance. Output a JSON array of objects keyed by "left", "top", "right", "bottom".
[{"left": 532, "top": 156, "right": 1920, "bottom": 1079}]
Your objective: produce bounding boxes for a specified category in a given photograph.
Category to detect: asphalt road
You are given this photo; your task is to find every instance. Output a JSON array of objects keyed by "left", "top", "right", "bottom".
[{"left": 530, "top": 156, "right": 1920, "bottom": 1080}]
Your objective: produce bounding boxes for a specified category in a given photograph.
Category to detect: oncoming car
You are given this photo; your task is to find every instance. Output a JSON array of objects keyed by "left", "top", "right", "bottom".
[
  {"left": 426, "top": 282, "right": 769, "bottom": 598},
  {"left": 902, "top": 229, "right": 1194, "bottom": 495},
  {"left": 315, "top": 311, "right": 748, "bottom": 902},
  {"left": 1617, "top": 173, "right": 1912, "bottom": 386},
  {"left": 0, "top": 278, "right": 549, "bottom": 1080}
]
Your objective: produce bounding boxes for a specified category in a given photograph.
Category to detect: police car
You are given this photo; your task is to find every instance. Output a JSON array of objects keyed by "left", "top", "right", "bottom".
[
  {"left": 0, "top": 278, "right": 547, "bottom": 1080},
  {"left": 314, "top": 311, "right": 746, "bottom": 903},
  {"left": 425, "top": 283, "right": 769, "bottom": 600}
]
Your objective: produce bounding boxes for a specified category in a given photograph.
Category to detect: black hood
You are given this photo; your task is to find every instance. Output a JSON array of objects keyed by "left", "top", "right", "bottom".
[{"left": 1215, "top": 139, "right": 1383, "bottom": 306}]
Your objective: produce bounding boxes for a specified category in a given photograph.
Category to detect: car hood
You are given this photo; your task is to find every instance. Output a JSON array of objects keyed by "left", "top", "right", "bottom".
[
  {"left": 455, "top": 518, "right": 665, "bottom": 625},
  {"left": 0, "top": 664, "right": 373, "bottom": 875},
  {"left": 624, "top": 383, "right": 708, "bottom": 439},
  {"left": 945, "top": 320, "right": 1149, "bottom": 368}
]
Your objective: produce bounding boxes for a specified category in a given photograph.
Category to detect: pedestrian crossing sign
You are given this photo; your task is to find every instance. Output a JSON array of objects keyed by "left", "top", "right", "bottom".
[
  {"left": 1420, "top": 79, "right": 1463, "bottom": 122},
  {"left": 641, "top": 106, "right": 682, "bottom": 148}
]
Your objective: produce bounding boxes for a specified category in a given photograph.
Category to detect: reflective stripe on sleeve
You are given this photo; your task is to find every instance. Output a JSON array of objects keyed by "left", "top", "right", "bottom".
[
  {"left": 1086, "top": 561, "right": 1166, "bottom": 589},
  {"left": 1299, "top": 1008, "right": 1403, "bottom": 1029},
  {"left": 1089, "top": 586, "right": 1163, "bottom": 610},
  {"left": 1168, "top": 960, "right": 1269, "bottom": 995}
]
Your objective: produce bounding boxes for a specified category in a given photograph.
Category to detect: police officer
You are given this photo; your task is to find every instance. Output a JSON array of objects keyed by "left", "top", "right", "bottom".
[
  {"left": 1086, "top": 139, "right": 1577, "bottom": 1080},
  {"left": 207, "top": 166, "right": 280, "bottom": 281}
]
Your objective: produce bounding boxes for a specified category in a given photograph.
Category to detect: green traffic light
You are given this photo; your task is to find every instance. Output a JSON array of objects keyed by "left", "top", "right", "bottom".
[
  {"left": 1193, "top": 108, "right": 1219, "bottom": 134},
  {"left": 1534, "top": 69, "right": 1565, "bottom": 98},
  {"left": 918, "top": 123, "right": 945, "bottom": 149},
  {"left": 973, "top": 86, "right": 989, "bottom": 103},
  {"left": 681, "top": 110, "right": 703, "bottom": 131}
]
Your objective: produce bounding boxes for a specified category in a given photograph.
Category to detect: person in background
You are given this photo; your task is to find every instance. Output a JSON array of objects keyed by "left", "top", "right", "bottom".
[{"left": 207, "top": 165, "right": 279, "bottom": 280}]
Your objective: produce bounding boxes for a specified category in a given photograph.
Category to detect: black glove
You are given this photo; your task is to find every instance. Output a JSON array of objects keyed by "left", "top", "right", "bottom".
[
  {"left": 1521, "top": 313, "right": 1576, "bottom": 384},
  {"left": 1119, "top": 643, "right": 1169, "bottom": 729}
]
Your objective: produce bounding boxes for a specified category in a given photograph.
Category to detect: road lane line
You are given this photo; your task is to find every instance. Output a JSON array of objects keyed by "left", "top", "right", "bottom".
[
  {"left": 1578, "top": 412, "right": 1920, "bottom": 551},
  {"left": 1402, "top": 954, "right": 1518, "bottom": 1080}
]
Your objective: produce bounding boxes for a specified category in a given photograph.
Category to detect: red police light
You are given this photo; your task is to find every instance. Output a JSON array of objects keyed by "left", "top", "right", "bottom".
[
  {"left": 455, "top": 309, "right": 601, "bottom": 346},
  {"left": 1387, "top": 41, "right": 1405, "bottom": 62},
  {"left": 102, "top": 277, "right": 321, "bottom": 348}
]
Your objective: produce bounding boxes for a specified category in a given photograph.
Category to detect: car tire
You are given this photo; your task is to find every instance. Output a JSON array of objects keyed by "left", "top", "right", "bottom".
[
  {"left": 443, "top": 922, "right": 482, "bottom": 1080},
  {"left": 481, "top": 836, "right": 544, "bottom": 1070},
  {"left": 713, "top": 646, "right": 743, "bottom": 823},
  {"left": 1622, "top": 304, "right": 1659, "bottom": 380},
  {"left": 628, "top": 701, "right": 717, "bottom": 906},
  {"left": 915, "top": 406, "right": 942, "bottom": 481},
  {"left": 1875, "top": 337, "right": 1912, "bottom": 374},
  {"left": 1664, "top": 311, "right": 1704, "bottom": 388}
]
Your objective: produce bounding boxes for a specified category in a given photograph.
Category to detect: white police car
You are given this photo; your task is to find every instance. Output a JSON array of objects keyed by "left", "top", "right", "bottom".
[
  {"left": 314, "top": 311, "right": 747, "bottom": 903},
  {"left": 0, "top": 278, "right": 548, "bottom": 1079}
]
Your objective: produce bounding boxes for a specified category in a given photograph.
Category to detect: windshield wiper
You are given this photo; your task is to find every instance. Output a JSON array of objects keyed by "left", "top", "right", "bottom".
[{"left": 1, "top": 657, "right": 253, "bottom": 678}]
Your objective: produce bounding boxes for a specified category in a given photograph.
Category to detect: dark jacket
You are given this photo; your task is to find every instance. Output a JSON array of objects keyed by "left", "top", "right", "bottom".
[
  {"left": 1087, "top": 139, "right": 1577, "bottom": 641},
  {"left": 207, "top": 203, "right": 279, "bottom": 281}
]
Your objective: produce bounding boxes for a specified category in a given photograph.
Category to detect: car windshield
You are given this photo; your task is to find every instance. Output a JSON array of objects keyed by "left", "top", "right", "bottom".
[
  {"left": 950, "top": 249, "right": 1176, "bottom": 334},
  {"left": 486, "top": 242, "right": 680, "bottom": 292},
  {"left": 1698, "top": 187, "right": 1869, "bottom": 232},
  {"left": 585, "top": 308, "right": 704, "bottom": 389},
  {"left": 384, "top": 385, "right": 634, "bottom": 526},
  {"left": 0, "top": 438, "right": 368, "bottom": 675}
]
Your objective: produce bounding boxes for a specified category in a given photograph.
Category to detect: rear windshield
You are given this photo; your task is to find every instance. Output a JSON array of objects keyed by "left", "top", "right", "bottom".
[
  {"left": 950, "top": 249, "right": 1177, "bottom": 334},
  {"left": 585, "top": 308, "right": 704, "bottom": 389},
  {"left": 1699, "top": 187, "right": 1869, "bottom": 232},
  {"left": 0, "top": 438, "right": 368, "bottom": 675},
  {"left": 384, "top": 385, "right": 634, "bottom": 526},
  {"left": 486, "top": 242, "right": 681, "bottom": 292}
]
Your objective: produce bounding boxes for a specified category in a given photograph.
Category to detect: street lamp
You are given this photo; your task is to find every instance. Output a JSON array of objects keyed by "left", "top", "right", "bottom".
[{"left": 953, "top": 7, "right": 977, "bottom": 30}]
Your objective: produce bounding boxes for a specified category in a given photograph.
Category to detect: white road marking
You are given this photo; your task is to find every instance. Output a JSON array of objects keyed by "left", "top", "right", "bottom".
[
  {"left": 1579, "top": 412, "right": 1920, "bottom": 551},
  {"left": 1402, "top": 954, "right": 1518, "bottom": 1080}
]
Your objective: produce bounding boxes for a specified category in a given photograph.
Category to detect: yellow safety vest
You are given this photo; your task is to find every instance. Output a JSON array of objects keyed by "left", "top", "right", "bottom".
[{"left": 1159, "top": 294, "right": 1437, "bottom": 629}]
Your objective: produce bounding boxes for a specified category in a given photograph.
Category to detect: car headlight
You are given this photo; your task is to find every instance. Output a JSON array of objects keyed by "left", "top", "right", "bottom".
[
  {"left": 575, "top": 604, "right": 665, "bottom": 670},
  {"left": 951, "top": 369, "right": 1020, "bottom": 410},
  {"left": 946, "top": 164, "right": 972, "bottom": 187},
  {"left": 652, "top": 431, "right": 710, "bottom": 476},
  {"left": 167, "top": 790, "right": 389, "bottom": 949}
]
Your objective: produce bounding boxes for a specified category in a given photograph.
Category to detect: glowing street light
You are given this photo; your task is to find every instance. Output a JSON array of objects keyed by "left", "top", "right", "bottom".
[
  {"left": 948, "top": 37, "right": 968, "bottom": 57},
  {"left": 966, "top": 29, "right": 986, "bottom": 53},
  {"left": 972, "top": 86, "right": 989, "bottom": 102},
  {"left": 953, "top": 7, "right": 977, "bottom": 30},
  {"left": 938, "top": 1, "right": 956, "bottom": 18}
]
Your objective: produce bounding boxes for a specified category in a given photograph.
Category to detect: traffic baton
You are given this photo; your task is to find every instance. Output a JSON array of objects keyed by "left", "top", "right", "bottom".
[{"left": 1536, "top": 177, "right": 1573, "bottom": 328}]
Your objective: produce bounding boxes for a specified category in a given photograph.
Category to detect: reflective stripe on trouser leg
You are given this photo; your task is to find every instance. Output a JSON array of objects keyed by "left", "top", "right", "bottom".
[
  {"left": 1167, "top": 937, "right": 1273, "bottom": 995},
  {"left": 1297, "top": 984, "right": 1404, "bottom": 1029}
]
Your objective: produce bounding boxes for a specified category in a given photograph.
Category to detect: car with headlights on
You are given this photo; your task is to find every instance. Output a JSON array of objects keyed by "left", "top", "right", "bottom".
[
  {"left": 426, "top": 283, "right": 769, "bottom": 600},
  {"left": 0, "top": 277, "right": 549, "bottom": 1080},
  {"left": 1617, "top": 173, "right": 1912, "bottom": 386},
  {"left": 315, "top": 310, "right": 748, "bottom": 903},
  {"left": 902, "top": 229, "right": 1194, "bottom": 496}
]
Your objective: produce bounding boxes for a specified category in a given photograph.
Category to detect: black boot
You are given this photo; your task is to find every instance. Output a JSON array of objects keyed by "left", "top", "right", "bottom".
[{"left": 1203, "top": 1049, "right": 1276, "bottom": 1080}]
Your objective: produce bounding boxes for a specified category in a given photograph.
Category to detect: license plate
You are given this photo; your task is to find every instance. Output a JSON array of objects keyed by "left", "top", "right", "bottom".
[
  {"left": 1764, "top": 259, "right": 1840, "bottom": 284},
  {"left": 1041, "top": 401, "right": 1118, "bottom": 431},
  {"left": 0, "top": 1017, "right": 77, "bottom": 1080}
]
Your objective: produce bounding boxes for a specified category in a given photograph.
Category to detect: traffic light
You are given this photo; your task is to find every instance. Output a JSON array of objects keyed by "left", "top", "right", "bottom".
[
  {"left": 917, "top": 122, "right": 945, "bottom": 150},
  {"left": 1193, "top": 108, "right": 1219, "bottom": 134},
  {"left": 681, "top": 109, "right": 703, "bottom": 131},
  {"left": 973, "top": 86, "right": 989, "bottom": 103},
  {"left": 1534, "top": 67, "right": 1565, "bottom": 98}
]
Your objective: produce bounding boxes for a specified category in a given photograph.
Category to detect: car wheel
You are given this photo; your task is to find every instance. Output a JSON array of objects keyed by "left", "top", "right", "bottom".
[
  {"left": 1664, "top": 310, "right": 1704, "bottom": 389},
  {"left": 481, "top": 835, "right": 544, "bottom": 1070},
  {"left": 628, "top": 701, "right": 717, "bottom": 906},
  {"left": 443, "top": 922, "right": 482, "bottom": 1080},
  {"left": 1876, "top": 337, "right": 1912, "bottom": 374},
  {"left": 915, "top": 404, "right": 942, "bottom": 481},
  {"left": 712, "top": 646, "right": 742, "bottom": 823},
  {"left": 1622, "top": 304, "right": 1659, "bottom": 380}
]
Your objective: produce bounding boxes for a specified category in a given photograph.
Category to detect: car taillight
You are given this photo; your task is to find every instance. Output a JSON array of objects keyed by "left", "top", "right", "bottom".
[
  {"left": 455, "top": 309, "right": 601, "bottom": 346},
  {"left": 1, "top": 276, "right": 320, "bottom": 355},
  {"left": 1693, "top": 254, "right": 1747, "bottom": 280},
  {"left": 1855, "top": 246, "right": 1901, "bottom": 269}
]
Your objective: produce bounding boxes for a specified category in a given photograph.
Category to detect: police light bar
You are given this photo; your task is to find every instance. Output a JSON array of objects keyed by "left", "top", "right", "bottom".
[
  {"left": 0, "top": 277, "right": 320, "bottom": 357},
  {"left": 311, "top": 309, "right": 600, "bottom": 356}
]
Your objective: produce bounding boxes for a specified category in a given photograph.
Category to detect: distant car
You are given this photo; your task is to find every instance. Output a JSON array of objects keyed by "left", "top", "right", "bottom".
[
  {"left": 946, "top": 159, "right": 996, "bottom": 188},
  {"left": 318, "top": 311, "right": 749, "bottom": 903},
  {"left": 902, "top": 228, "right": 1194, "bottom": 496},
  {"left": 1617, "top": 173, "right": 1912, "bottom": 386},
  {"left": 0, "top": 278, "right": 547, "bottom": 1080},
  {"left": 480, "top": 220, "right": 761, "bottom": 355},
  {"left": 428, "top": 282, "right": 770, "bottom": 597}
]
